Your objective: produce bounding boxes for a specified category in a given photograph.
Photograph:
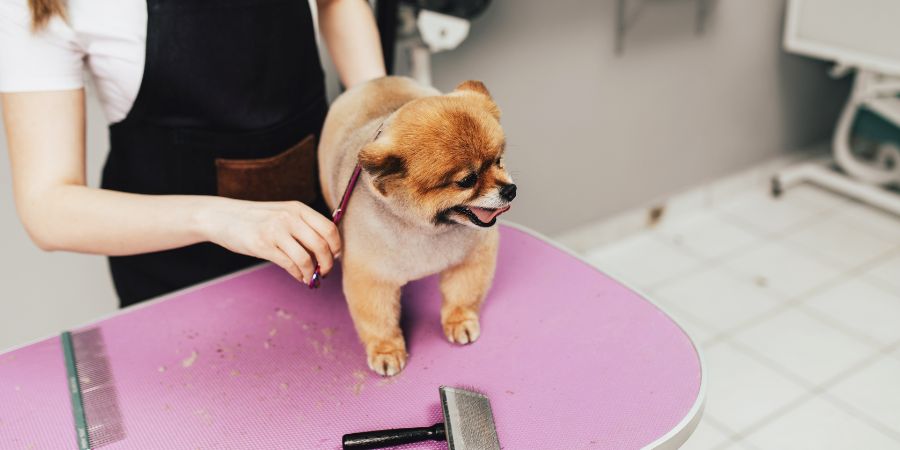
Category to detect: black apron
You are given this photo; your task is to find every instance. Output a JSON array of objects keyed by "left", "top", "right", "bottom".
[{"left": 102, "top": 0, "right": 328, "bottom": 307}]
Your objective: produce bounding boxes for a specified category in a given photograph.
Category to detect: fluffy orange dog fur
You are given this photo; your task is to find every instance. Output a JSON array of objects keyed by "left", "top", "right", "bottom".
[{"left": 318, "top": 76, "right": 515, "bottom": 376}]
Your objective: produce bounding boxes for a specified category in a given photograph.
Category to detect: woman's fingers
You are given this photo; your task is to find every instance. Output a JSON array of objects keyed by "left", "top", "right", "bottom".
[
  {"left": 242, "top": 201, "right": 341, "bottom": 285},
  {"left": 296, "top": 204, "right": 342, "bottom": 257},
  {"left": 264, "top": 245, "right": 305, "bottom": 283},
  {"left": 289, "top": 221, "right": 334, "bottom": 276},
  {"left": 275, "top": 235, "right": 315, "bottom": 283}
]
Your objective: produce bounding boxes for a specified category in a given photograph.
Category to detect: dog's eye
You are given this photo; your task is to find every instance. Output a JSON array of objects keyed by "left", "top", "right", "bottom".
[
  {"left": 495, "top": 157, "right": 502, "bottom": 166},
  {"left": 457, "top": 173, "right": 477, "bottom": 188}
]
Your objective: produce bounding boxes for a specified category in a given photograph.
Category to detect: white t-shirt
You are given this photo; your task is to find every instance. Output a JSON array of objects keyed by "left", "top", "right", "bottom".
[{"left": 0, "top": 0, "right": 147, "bottom": 123}]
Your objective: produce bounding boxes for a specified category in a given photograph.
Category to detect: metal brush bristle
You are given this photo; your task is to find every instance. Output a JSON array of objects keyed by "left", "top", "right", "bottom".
[
  {"left": 439, "top": 386, "right": 501, "bottom": 450},
  {"left": 72, "top": 328, "right": 125, "bottom": 447}
]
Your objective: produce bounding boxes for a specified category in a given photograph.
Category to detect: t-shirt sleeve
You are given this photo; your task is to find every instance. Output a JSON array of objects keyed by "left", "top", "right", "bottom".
[{"left": 0, "top": 2, "right": 84, "bottom": 92}]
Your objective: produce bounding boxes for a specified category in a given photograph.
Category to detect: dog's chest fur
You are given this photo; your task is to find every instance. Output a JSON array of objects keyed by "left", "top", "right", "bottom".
[{"left": 342, "top": 191, "right": 480, "bottom": 284}]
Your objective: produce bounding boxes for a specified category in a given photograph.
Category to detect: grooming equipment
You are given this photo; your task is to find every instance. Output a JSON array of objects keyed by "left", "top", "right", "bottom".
[
  {"left": 342, "top": 386, "right": 500, "bottom": 449},
  {"left": 61, "top": 329, "right": 125, "bottom": 449},
  {"left": 309, "top": 123, "right": 385, "bottom": 289}
]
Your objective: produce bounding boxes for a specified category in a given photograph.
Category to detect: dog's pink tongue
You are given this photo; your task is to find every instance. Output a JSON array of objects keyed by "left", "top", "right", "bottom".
[{"left": 471, "top": 205, "right": 511, "bottom": 223}]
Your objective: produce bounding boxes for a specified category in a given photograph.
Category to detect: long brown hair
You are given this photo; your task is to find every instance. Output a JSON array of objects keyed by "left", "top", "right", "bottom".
[{"left": 28, "top": 0, "right": 67, "bottom": 31}]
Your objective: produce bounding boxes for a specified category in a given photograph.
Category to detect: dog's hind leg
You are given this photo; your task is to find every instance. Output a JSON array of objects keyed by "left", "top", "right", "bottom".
[
  {"left": 439, "top": 229, "right": 500, "bottom": 345},
  {"left": 343, "top": 265, "right": 408, "bottom": 376}
]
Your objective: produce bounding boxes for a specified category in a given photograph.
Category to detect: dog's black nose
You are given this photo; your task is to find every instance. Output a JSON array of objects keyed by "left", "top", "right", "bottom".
[{"left": 500, "top": 183, "right": 517, "bottom": 201}]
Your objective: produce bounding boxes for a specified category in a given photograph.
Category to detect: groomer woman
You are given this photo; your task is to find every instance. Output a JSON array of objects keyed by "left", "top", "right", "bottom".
[{"left": 1, "top": 0, "right": 385, "bottom": 306}]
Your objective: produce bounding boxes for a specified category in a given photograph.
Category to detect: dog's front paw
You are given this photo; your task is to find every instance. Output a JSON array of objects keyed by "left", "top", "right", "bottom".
[
  {"left": 442, "top": 307, "right": 481, "bottom": 345},
  {"left": 366, "top": 340, "right": 408, "bottom": 377}
]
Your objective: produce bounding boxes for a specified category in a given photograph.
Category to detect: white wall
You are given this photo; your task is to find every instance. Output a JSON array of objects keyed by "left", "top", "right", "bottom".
[
  {"left": 426, "top": 0, "right": 849, "bottom": 234},
  {"left": 0, "top": 85, "right": 118, "bottom": 350},
  {"left": 0, "top": 0, "right": 850, "bottom": 350}
]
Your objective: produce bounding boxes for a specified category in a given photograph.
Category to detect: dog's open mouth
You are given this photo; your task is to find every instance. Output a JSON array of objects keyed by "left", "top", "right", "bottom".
[{"left": 451, "top": 205, "right": 511, "bottom": 227}]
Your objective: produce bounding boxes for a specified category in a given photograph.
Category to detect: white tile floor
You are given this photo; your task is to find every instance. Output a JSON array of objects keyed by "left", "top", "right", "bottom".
[{"left": 581, "top": 184, "right": 900, "bottom": 449}]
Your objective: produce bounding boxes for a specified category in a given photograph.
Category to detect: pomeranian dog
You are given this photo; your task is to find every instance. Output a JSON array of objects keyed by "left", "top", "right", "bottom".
[{"left": 318, "top": 76, "right": 516, "bottom": 376}]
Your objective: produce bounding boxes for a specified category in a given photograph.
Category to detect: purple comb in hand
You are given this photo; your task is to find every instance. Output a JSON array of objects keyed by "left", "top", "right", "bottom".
[{"left": 308, "top": 123, "right": 379, "bottom": 290}]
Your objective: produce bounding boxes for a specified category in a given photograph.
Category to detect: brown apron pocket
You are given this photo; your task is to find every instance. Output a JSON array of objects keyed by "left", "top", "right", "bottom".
[{"left": 215, "top": 134, "right": 319, "bottom": 203}]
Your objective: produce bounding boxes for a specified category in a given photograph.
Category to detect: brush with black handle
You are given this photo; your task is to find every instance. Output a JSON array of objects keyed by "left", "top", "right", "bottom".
[{"left": 342, "top": 386, "right": 501, "bottom": 450}]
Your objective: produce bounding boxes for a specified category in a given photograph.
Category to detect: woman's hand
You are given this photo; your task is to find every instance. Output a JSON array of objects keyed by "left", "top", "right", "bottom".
[
  {"left": 199, "top": 198, "right": 341, "bottom": 284},
  {"left": 4, "top": 91, "right": 339, "bottom": 286}
]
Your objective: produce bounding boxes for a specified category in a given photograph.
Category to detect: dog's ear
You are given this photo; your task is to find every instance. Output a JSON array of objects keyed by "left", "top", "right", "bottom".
[
  {"left": 454, "top": 80, "right": 500, "bottom": 120},
  {"left": 455, "top": 80, "right": 492, "bottom": 99},
  {"left": 359, "top": 144, "right": 406, "bottom": 195}
]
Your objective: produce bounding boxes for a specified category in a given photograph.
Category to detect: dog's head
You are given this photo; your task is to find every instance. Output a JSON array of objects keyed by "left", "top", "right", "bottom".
[{"left": 359, "top": 80, "right": 516, "bottom": 229}]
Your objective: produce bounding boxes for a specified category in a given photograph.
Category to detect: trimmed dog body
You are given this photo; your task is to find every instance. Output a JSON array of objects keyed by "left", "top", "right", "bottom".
[{"left": 318, "top": 76, "right": 514, "bottom": 376}]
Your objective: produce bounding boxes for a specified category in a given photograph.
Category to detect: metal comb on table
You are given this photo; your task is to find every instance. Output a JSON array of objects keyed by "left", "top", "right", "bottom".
[
  {"left": 342, "top": 386, "right": 501, "bottom": 450},
  {"left": 61, "top": 328, "right": 125, "bottom": 449}
]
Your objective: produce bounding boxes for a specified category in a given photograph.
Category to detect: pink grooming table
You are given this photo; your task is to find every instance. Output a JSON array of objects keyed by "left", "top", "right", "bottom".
[{"left": 0, "top": 223, "right": 703, "bottom": 449}]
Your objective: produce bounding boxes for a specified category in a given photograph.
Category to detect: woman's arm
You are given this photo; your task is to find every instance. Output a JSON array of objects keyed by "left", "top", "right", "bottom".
[
  {"left": 317, "top": 0, "right": 387, "bottom": 88},
  {"left": 2, "top": 90, "right": 340, "bottom": 284}
]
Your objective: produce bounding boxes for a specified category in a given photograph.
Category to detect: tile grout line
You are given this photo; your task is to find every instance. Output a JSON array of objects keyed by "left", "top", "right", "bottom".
[
  {"left": 819, "top": 391, "right": 900, "bottom": 443},
  {"left": 720, "top": 333, "right": 900, "bottom": 444},
  {"left": 646, "top": 192, "right": 857, "bottom": 295},
  {"left": 795, "top": 304, "right": 892, "bottom": 350},
  {"left": 857, "top": 245, "right": 900, "bottom": 293},
  {"left": 723, "top": 390, "right": 820, "bottom": 446},
  {"left": 813, "top": 341, "right": 900, "bottom": 442},
  {"left": 698, "top": 236, "right": 900, "bottom": 349},
  {"left": 714, "top": 192, "right": 842, "bottom": 239},
  {"left": 587, "top": 184, "right": 867, "bottom": 296},
  {"left": 715, "top": 194, "right": 900, "bottom": 274},
  {"left": 637, "top": 196, "right": 894, "bottom": 347},
  {"left": 700, "top": 241, "right": 900, "bottom": 444}
]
